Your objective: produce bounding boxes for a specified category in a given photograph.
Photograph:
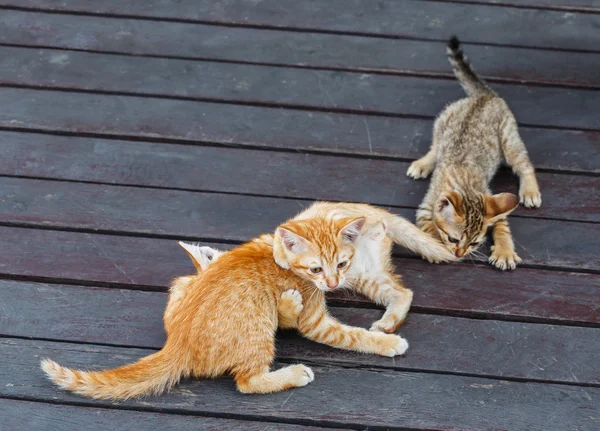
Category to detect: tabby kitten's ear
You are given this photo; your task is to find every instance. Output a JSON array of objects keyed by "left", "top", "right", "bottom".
[
  {"left": 484, "top": 193, "right": 519, "bottom": 223},
  {"left": 367, "top": 220, "right": 387, "bottom": 241},
  {"left": 437, "top": 191, "right": 463, "bottom": 222},
  {"left": 338, "top": 217, "right": 367, "bottom": 243},
  {"left": 273, "top": 227, "right": 311, "bottom": 269}
]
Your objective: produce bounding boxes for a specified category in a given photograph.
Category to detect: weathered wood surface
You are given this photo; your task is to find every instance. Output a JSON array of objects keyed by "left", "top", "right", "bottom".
[
  {"left": 1, "top": 137, "right": 599, "bottom": 225},
  {"left": 0, "top": 178, "right": 599, "bottom": 269},
  {"left": 0, "top": 227, "right": 597, "bottom": 324},
  {"left": 0, "top": 399, "right": 337, "bottom": 431},
  {"left": 3, "top": 280, "right": 599, "bottom": 384},
  {"left": 1, "top": 53, "right": 598, "bottom": 131},
  {"left": 453, "top": 0, "right": 600, "bottom": 12},
  {"left": 2, "top": 338, "right": 598, "bottom": 431},
  {"left": 2, "top": 11, "right": 600, "bottom": 88},
  {"left": 4, "top": 0, "right": 598, "bottom": 52}
]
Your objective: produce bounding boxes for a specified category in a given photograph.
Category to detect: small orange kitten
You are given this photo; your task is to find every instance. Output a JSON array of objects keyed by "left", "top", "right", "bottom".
[
  {"left": 407, "top": 37, "right": 541, "bottom": 270},
  {"left": 41, "top": 217, "right": 408, "bottom": 399}
]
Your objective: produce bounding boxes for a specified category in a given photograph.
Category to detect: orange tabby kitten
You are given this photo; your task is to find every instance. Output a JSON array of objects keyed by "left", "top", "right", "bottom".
[
  {"left": 41, "top": 217, "right": 407, "bottom": 399},
  {"left": 407, "top": 37, "right": 541, "bottom": 270}
]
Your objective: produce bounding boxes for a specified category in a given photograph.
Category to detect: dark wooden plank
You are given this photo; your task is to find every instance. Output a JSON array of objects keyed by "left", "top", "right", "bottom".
[
  {"left": 1, "top": 48, "right": 598, "bottom": 131},
  {"left": 1, "top": 138, "right": 598, "bottom": 225},
  {"left": 2, "top": 12, "right": 599, "bottom": 89},
  {"left": 2, "top": 338, "right": 599, "bottom": 431},
  {"left": 0, "top": 227, "right": 598, "bottom": 324},
  {"left": 0, "top": 91, "right": 597, "bottom": 175},
  {"left": 0, "top": 399, "right": 336, "bottom": 431},
  {"left": 454, "top": 0, "right": 600, "bottom": 12},
  {"left": 3, "top": 280, "right": 599, "bottom": 384},
  {"left": 4, "top": 0, "right": 599, "bottom": 52}
]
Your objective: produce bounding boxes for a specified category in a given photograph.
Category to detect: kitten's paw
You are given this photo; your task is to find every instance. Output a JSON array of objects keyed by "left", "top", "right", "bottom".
[
  {"left": 370, "top": 314, "right": 405, "bottom": 334},
  {"left": 489, "top": 246, "right": 522, "bottom": 271},
  {"left": 280, "top": 289, "right": 304, "bottom": 316},
  {"left": 289, "top": 364, "right": 314, "bottom": 387},
  {"left": 519, "top": 187, "right": 542, "bottom": 208},
  {"left": 407, "top": 160, "right": 433, "bottom": 179},
  {"left": 374, "top": 333, "right": 409, "bottom": 357},
  {"left": 422, "top": 255, "right": 443, "bottom": 264}
]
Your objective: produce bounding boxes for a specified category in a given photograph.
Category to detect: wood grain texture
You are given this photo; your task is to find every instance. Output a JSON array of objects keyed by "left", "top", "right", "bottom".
[
  {"left": 0, "top": 227, "right": 597, "bottom": 324},
  {"left": 3, "top": 280, "right": 599, "bottom": 384},
  {"left": 0, "top": 91, "right": 597, "bottom": 174},
  {"left": 451, "top": 0, "right": 600, "bottom": 12},
  {"left": 0, "top": 399, "right": 338, "bottom": 431},
  {"left": 1, "top": 11, "right": 599, "bottom": 88},
  {"left": 0, "top": 48, "right": 598, "bottom": 131},
  {"left": 1, "top": 136, "right": 599, "bottom": 224},
  {"left": 4, "top": 0, "right": 599, "bottom": 52},
  {"left": 2, "top": 338, "right": 599, "bottom": 431}
]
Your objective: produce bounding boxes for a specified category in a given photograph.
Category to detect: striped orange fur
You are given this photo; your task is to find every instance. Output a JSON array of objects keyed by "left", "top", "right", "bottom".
[{"left": 41, "top": 216, "right": 407, "bottom": 399}]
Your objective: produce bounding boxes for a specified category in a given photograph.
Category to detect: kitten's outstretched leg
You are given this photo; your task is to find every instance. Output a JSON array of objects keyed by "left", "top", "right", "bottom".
[
  {"left": 500, "top": 118, "right": 542, "bottom": 208},
  {"left": 353, "top": 274, "right": 413, "bottom": 333},
  {"left": 278, "top": 289, "right": 303, "bottom": 329},
  {"left": 235, "top": 365, "right": 314, "bottom": 394},
  {"left": 298, "top": 293, "right": 408, "bottom": 357},
  {"left": 407, "top": 150, "right": 436, "bottom": 179},
  {"left": 489, "top": 219, "right": 522, "bottom": 270}
]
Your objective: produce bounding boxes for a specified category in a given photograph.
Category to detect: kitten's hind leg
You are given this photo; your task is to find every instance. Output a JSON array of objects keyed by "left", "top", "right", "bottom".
[
  {"left": 354, "top": 274, "right": 413, "bottom": 333},
  {"left": 500, "top": 119, "right": 542, "bottom": 208},
  {"left": 489, "top": 219, "right": 522, "bottom": 270},
  {"left": 235, "top": 365, "right": 314, "bottom": 394},
  {"left": 407, "top": 150, "right": 436, "bottom": 179}
]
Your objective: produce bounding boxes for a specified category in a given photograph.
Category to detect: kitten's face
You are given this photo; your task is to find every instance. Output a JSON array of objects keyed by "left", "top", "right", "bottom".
[
  {"left": 274, "top": 217, "right": 366, "bottom": 292},
  {"left": 433, "top": 191, "right": 519, "bottom": 258}
]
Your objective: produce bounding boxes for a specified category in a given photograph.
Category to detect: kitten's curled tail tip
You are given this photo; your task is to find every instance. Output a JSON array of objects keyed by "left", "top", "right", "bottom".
[{"left": 447, "top": 36, "right": 462, "bottom": 58}]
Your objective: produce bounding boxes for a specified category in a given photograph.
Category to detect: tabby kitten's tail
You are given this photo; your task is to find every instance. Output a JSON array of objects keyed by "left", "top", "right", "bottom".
[
  {"left": 384, "top": 214, "right": 456, "bottom": 263},
  {"left": 447, "top": 36, "right": 494, "bottom": 97},
  {"left": 41, "top": 347, "right": 183, "bottom": 400}
]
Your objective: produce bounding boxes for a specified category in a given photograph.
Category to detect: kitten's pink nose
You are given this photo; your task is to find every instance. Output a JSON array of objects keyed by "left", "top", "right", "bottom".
[{"left": 326, "top": 279, "right": 338, "bottom": 289}]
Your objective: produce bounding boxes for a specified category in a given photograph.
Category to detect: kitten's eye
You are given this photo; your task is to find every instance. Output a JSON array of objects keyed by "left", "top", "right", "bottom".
[
  {"left": 448, "top": 237, "right": 460, "bottom": 244},
  {"left": 310, "top": 267, "right": 322, "bottom": 274},
  {"left": 337, "top": 261, "right": 348, "bottom": 269},
  {"left": 470, "top": 242, "right": 480, "bottom": 247}
]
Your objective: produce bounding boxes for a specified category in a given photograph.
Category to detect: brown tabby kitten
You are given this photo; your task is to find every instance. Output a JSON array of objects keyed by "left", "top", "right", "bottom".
[{"left": 407, "top": 37, "right": 541, "bottom": 270}]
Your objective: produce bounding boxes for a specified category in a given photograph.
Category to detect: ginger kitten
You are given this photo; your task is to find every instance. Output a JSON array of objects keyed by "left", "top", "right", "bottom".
[
  {"left": 407, "top": 37, "right": 541, "bottom": 270},
  {"left": 41, "top": 217, "right": 407, "bottom": 399}
]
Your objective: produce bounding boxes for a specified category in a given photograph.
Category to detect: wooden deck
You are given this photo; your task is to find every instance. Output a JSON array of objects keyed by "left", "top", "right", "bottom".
[{"left": 0, "top": 1, "right": 599, "bottom": 429}]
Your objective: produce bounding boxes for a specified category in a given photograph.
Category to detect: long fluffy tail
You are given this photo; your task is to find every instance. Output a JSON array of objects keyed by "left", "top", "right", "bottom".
[
  {"left": 384, "top": 214, "right": 456, "bottom": 263},
  {"left": 447, "top": 36, "right": 493, "bottom": 97},
  {"left": 41, "top": 348, "right": 183, "bottom": 400}
]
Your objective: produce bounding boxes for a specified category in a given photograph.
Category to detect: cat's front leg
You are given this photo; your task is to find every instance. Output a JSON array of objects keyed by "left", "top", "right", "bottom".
[
  {"left": 489, "top": 219, "right": 522, "bottom": 270},
  {"left": 278, "top": 289, "right": 303, "bottom": 329},
  {"left": 353, "top": 273, "right": 413, "bottom": 333},
  {"left": 297, "top": 296, "right": 408, "bottom": 357}
]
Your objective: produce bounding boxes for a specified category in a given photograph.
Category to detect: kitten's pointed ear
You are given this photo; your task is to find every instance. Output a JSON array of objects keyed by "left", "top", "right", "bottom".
[
  {"left": 438, "top": 191, "right": 463, "bottom": 221},
  {"left": 178, "top": 242, "right": 222, "bottom": 272},
  {"left": 485, "top": 193, "right": 519, "bottom": 222},
  {"left": 368, "top": 220, "right": 387, "bottom": 241},
  {"left": 338, "top": 217, "right": 367, "bottom": 243},
  {"left": 277, "top": 228, "right": 310, "bottom": 254}
]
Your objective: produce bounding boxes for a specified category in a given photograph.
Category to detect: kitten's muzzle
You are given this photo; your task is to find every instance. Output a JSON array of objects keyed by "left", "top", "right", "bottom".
[
  {"left": 326, "top": 278, "right": 339, "bottom": 290},
  {"left": 455, "top": 247, "right": 467, "bottom": 258}
]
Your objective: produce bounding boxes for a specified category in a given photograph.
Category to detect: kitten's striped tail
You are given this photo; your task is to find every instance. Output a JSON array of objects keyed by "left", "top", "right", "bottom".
[
  {"left": 41, "top": 347, "right": 184, "bottom": 400},
  {"left": 447, "top": 36, "right": 494, "bottom": 97},
  {"left": 384, "top": 214, "right": 456, "bottom": 263}
]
